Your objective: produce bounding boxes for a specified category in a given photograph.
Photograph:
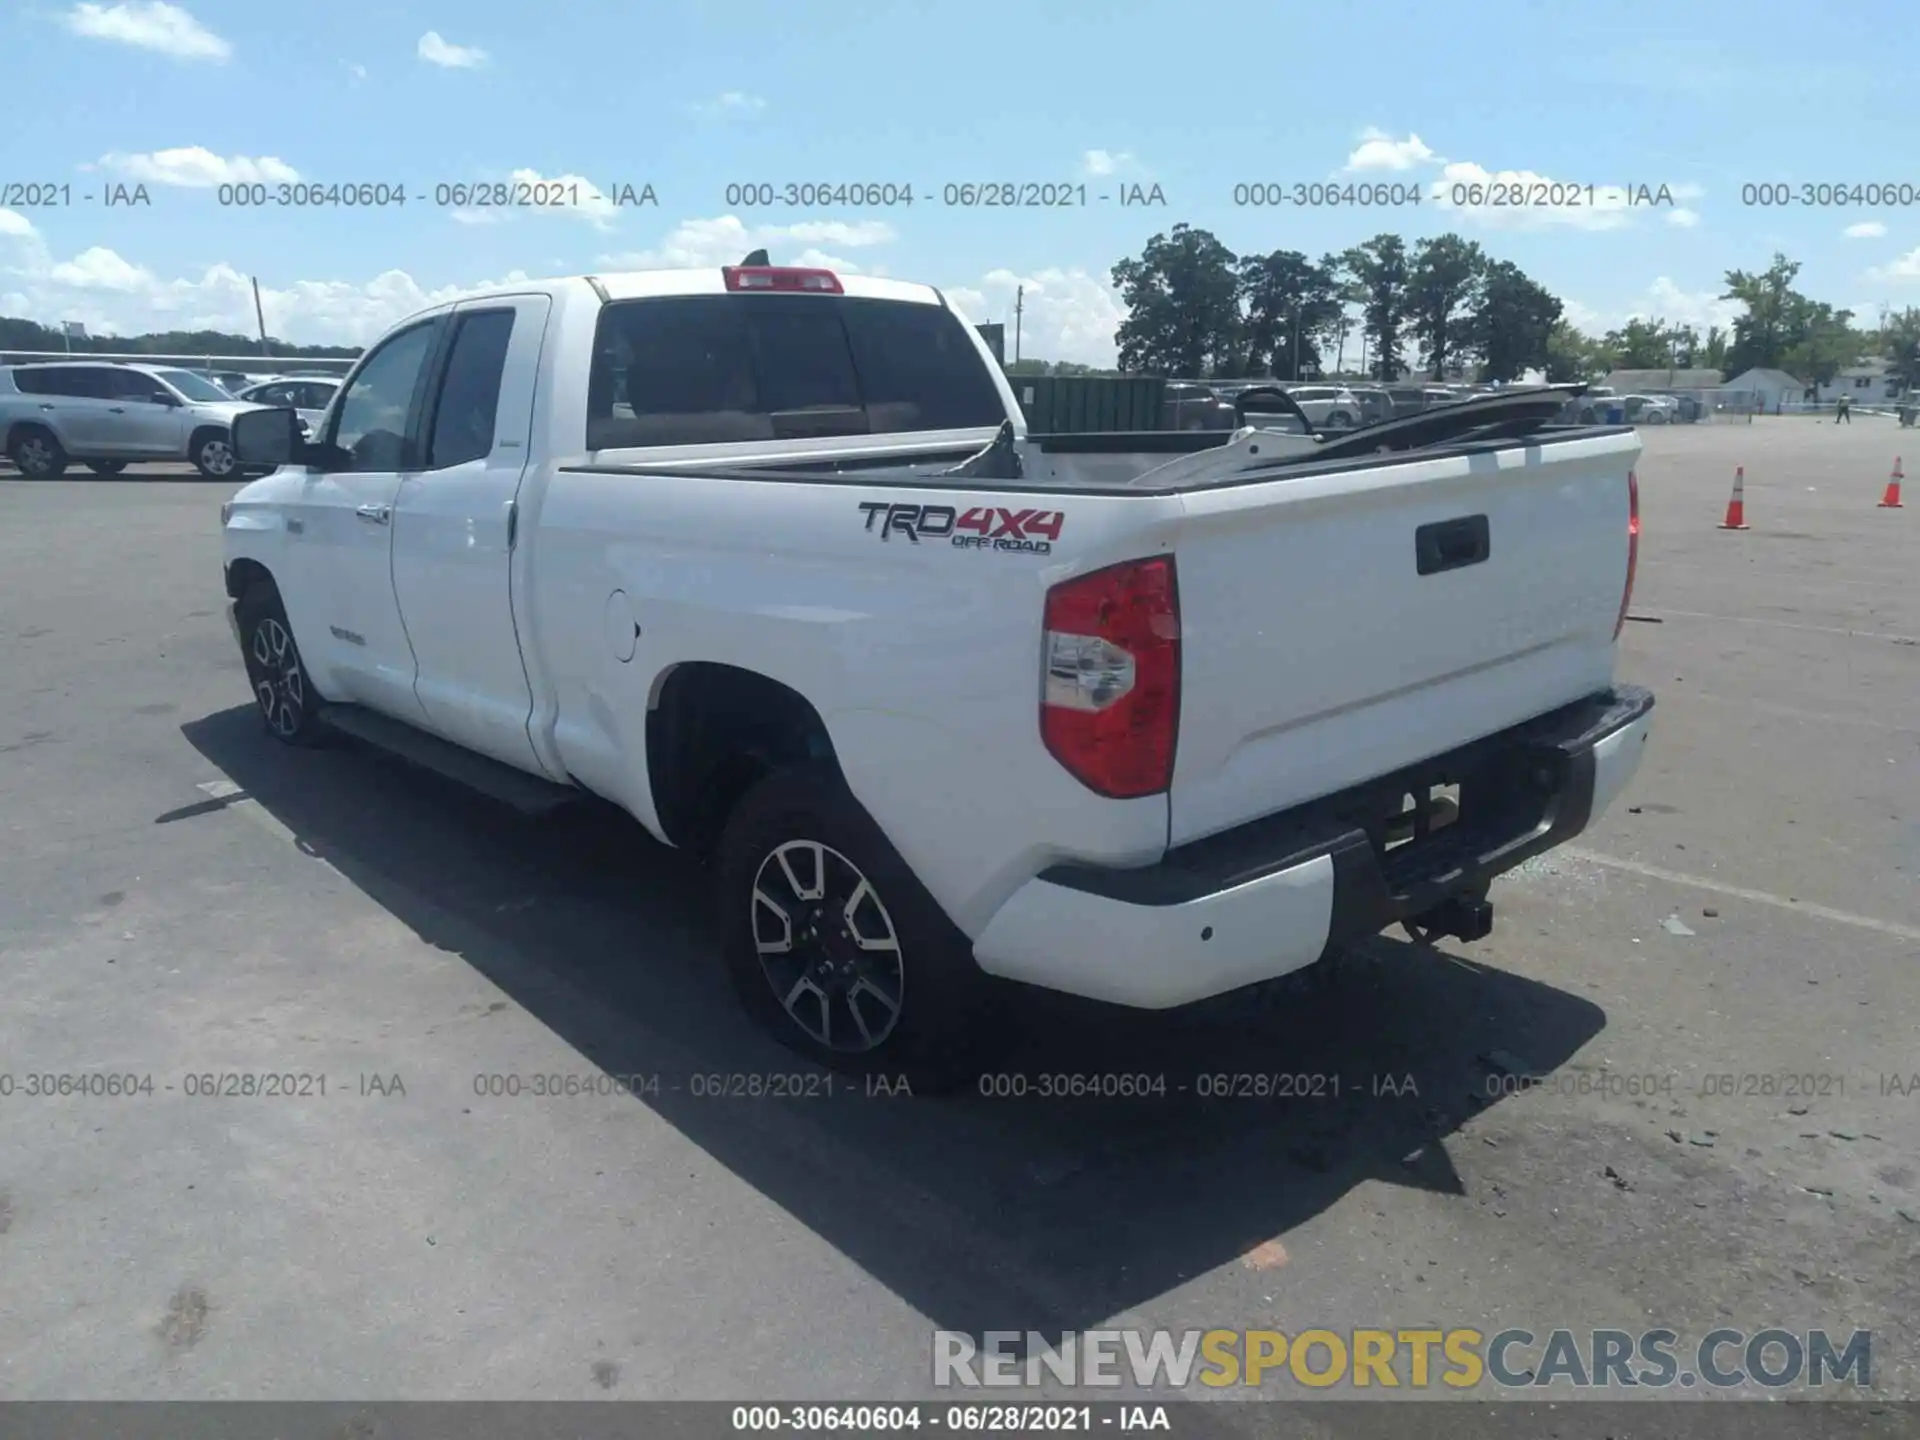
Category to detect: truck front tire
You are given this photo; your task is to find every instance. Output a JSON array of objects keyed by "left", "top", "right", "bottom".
[
  {"left": 714, "top": 766, "right": 1002, "bottom": 1092},
  {"left": 237, "top": 583, "right": 328, "bottom": 746}
]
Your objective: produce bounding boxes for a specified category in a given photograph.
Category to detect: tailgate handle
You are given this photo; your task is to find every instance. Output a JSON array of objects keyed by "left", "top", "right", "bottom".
[{"left": 1416, "top": 515, "right": 1490, "bottom": 575}]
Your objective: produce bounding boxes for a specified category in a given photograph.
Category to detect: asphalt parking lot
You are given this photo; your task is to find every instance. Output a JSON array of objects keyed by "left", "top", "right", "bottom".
[{"left": 1, "top": 419, "right": 1915, "bottom": 1432}]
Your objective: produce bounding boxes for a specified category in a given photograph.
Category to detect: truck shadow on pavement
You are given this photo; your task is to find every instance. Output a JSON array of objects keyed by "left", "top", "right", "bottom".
[{"left": 181, "top": 705, "right": 1607, "bottom": 1339}]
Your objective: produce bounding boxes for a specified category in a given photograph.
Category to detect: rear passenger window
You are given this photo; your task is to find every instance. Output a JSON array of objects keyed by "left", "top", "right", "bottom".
[
  {"left": 585, "top": 294, "right": 1004, "bottom": 450},
  {"left": 426, "top": 309, "right": 515, "bottom": 468}
]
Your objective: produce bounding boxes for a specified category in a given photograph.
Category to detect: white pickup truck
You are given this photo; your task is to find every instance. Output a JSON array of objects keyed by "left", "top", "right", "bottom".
[{"left": 220, "top": 263, "right": 1653, "bottom": 1086}]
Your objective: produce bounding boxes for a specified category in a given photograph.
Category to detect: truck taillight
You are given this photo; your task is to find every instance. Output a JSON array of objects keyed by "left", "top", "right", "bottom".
[
  {"left": 1041, "top": 556, "right": 1180, "bottom": 799},
  {"left": 721, "top": 266, "right": 843, "bottom": 294},
  {"left": 1614, "top": 469, "right": 1639, "bottom": 640}
]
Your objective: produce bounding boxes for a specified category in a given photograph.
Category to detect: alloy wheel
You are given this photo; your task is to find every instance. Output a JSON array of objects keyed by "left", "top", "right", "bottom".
[
  {"left": 199, "top": 438, "right": 236, "bottom": 476},
  {"left": 749, "top": 839, "right": 905, "bottom": 1053},
  {"left": 248, "top": 616, "right": 305, "bottom": 737},
  {"left": 16, "top": 437, "right": 57, "bottom": 475}
]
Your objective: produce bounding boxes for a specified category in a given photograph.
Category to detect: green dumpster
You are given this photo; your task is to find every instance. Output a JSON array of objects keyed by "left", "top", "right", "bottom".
[{"left": 1011, "top": 375, "right": 1166, "bottom": 433}]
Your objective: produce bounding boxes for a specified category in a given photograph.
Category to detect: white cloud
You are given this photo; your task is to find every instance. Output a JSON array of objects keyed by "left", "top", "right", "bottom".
[
  {"left": 512, "top": 170, "right": 616, "bottom": 226},
  {"left": 0, "top": 217, "right": 533, "bottom": 343},
  {"left": 1433, "top": 163, "right": 1641, "bottom": 231},
  {"left": 48, "top": 247, "right": 153, "bottom": 292},
  {"left": 1867, "top": 247, "right": 1920, "bottom": 282},
  {"left": 945, "top": 268, "right": 1124, "bottom": 368},
  {"left": 96, "top": 147, "right": 299, "bottom": 188},
  {"left": 0, "top": 209, "right": 38, "bottom": 239},
  {"left": 1081, "top": 150, "right": 1134, "bottom": 177},
  {"left": 418, "top": 31, "right": 487, "bottom": 68},
  {"left": 1343, "top": 128, "right": 1437, "bottom": 172},
  {"left": 437, "top": 170, "right": 631, "bottom": 230},
  {"left": 1844, "top": 221, "right": 1887, "bottom": 239},
  {"left": 1340, "top": 127, "right": 1698, "bottom": 233},
  {"left": 694, "top": 91, "right": 766, "bottom": 117},
  {"left": 1563, "top": 276, "right": 1743, "bottom": 338},
  {"left": 347, "top": 62, "right": 368, "bottom": 84},
  {"left": 60, "top": 2, "right": 230, "bottom": 61},
  {"left": 596, "top": 216, "right": 897, "bottom": 270}
]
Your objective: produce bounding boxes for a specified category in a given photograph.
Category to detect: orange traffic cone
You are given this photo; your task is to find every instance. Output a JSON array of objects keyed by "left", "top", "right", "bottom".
[
  {"left": 1878, "top": 457, "right": 1904, "bottom": 508},
  {"left": 1719, "top": 466, "right": 1750, "bottom": 530}
]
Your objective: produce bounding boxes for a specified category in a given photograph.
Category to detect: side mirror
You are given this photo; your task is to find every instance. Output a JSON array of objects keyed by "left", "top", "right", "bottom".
[
  {"left": 231, "top": 406, "right": 307, "bottom": 468},
  {"left": 154, "top": 391, "right": 183, "bottom": 407}
]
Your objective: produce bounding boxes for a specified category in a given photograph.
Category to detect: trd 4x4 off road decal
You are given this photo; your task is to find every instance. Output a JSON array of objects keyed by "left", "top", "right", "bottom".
[{"left": 856, "top": 502, "right": 1064, "bottom": 555}]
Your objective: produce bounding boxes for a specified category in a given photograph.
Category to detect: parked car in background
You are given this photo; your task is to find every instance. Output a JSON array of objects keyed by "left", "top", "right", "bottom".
[
  {"left": 1344, "top": 385, "right": 1395, "bottom": 426},
  {"left": 1162, "top": 381, "right": 1238, "bottom": 431},
  {"left": 201, "top": 370, "right": 260, "bottom": 396},
  {"left": 236, "top": 376, "right": 342, "bottom": 439},
  {"left": 1619, "top": 394, "right": 1676, "bottom": 425},
  {"left": 1281, "top": 384, "right": 1362, "bottom": 428},
  {"left": 0, "top": 360, "right": 270, "bottom": 478},
  {"left": 1382, "top": 385, "right": 1432, "bottom": 417}
]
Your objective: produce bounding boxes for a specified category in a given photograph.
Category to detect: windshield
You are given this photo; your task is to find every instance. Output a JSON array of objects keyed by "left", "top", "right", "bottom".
[{"left": 155, "top": 369, "right": 236, "bottom": 402}]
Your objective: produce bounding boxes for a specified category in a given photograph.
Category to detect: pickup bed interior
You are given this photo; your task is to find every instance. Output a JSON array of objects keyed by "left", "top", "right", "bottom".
[{"left": 565, "top": 384, "right": 1627, "bottom": 494}]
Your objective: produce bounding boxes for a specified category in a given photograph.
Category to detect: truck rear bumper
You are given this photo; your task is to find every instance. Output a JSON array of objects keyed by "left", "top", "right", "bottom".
[{"left": 971, "top": 685, "right": 1653, "bottom": 1009}]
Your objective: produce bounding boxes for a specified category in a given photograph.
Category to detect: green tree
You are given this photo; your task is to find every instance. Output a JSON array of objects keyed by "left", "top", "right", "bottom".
[
  {"left": 1338, "top": 234, "right": 1411, "bottom": 381},
  {"left": 1700, "top": 325, "right": 1729, "bottom": 372},
  {"left": 1406, "top": 234, "right": 1487, "bottom": 378},
  {"left": 1780, "top": 302, "right": 1860, "bottom": 388},
  {"left": 1468, "top": 259, "right": 1562, "bottom": 382},
  {"left": 0, "top": 313, "right": 359, "bottom": 361},
  {"left": 1111, "top": 224, "right": 1244, "bottom": 376},
  {"left": 1720, "top": 253, "right": 1805, "bottom": 374},
  {"left": 1543, "top": 321, "right": 1609, "bottom": 383},
  {"left": 1602, "top": 316, "right": 1687, "bottom": 370},
  {"left": 1236, "top": 249, "right": 1342, "bottom": 380},
  {"left": 1882, "top": 307, "right": 1920, "bottom": 392}
]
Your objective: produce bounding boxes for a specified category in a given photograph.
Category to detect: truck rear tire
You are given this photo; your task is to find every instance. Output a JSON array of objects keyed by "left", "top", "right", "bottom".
[
  {"left": 236, "top": 582, "right": 328, "bottom": 746},
  {"left": 714, "top": 766, "right": 1003, "bottom": 1092}
]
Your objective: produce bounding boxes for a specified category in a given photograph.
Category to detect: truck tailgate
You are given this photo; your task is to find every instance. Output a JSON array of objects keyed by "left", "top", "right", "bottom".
[{"left": 1167, "top": 431, "right": 1640, "bottom": 846}]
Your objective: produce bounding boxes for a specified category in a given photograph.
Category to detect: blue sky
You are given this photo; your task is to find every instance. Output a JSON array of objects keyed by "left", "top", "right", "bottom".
[{"left": 2, "top": 0, "right": 1916, "bottom": 363}]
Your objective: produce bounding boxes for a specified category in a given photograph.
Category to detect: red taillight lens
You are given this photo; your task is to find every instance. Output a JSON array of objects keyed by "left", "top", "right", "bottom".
[
  {"left": 1041, "top": 556, "right": 1181, "bottom": 799},
  {"left": 1614, "top": 469, "right": 1639, "bottom": 639},
  {"left": 721, "top": 266, "right": 843, "bottom": 294}
]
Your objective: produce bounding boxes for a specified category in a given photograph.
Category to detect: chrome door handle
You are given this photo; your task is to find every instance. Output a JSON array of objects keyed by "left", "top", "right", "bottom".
[
  {"left": 355, "top": 504, "right": 391, "bottom": 525},
  {"left": 38, "top": 403, "right": 55, "bottom": 411},
  {"left": 108, "top": 406, "right": 126, "bottom": 413}
]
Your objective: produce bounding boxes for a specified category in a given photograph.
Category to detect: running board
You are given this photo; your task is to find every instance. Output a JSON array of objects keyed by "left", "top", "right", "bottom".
[{"left": 320, "top": 705, "right": 577, "bottom": 816}]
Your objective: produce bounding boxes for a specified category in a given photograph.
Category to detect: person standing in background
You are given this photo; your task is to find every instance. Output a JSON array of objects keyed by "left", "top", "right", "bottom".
[{"left": 1836, "top": 391, "right": 1852, "bottom": 424}]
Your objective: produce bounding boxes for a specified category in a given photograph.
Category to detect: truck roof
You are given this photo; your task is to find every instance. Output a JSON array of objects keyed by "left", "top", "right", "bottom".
[{"left": 592, "top": 268, "right": 945, "bottom": 307}]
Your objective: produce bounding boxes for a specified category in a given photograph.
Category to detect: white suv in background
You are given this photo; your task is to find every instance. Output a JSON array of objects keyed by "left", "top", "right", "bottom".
[
  {"left": 0, "top": 361, "right": 269, "bottom": 478},
  {"left": 1280, "top": 384, "right": 1362, "bottom": 429},
  {"left": 234, "top": 376, "right": 342, "bottom": 440}
]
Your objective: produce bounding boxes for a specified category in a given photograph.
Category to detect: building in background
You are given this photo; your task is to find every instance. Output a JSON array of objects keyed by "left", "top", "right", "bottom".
[
  {"left": 1814, "top": 359, "right": 1901, "bottom": 405},
  {"left": 1721, "top": 367, "right": 1810, "bottom": 414}
]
